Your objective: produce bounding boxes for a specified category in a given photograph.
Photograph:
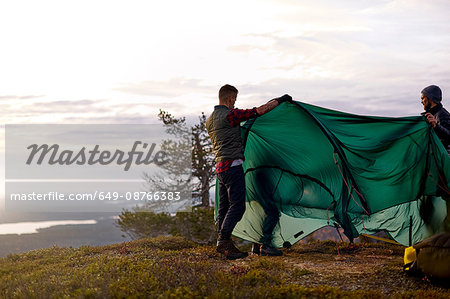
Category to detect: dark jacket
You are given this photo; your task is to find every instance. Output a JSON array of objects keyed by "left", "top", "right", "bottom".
[{"left": 428, "top": 103, "right": 450, "bottom": 151}]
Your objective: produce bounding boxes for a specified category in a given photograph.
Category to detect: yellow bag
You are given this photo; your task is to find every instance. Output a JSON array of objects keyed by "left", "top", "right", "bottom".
[{"left": 404, "top": 232, "right": 450, "bottom": 280}]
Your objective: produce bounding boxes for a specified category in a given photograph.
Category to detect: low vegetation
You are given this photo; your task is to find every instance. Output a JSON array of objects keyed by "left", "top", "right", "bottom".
[
  {"left": 117, "top": 208, "right": 216, "bottom": 243},
  {"left": 1, "top": 236, "right": 449, "bottom": 298}
]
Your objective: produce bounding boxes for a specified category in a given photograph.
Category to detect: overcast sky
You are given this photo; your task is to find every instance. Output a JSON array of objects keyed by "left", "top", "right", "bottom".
[
  {"left": 1, "top": 0, "right": 450, "bottom": 125},
  {"left": 1, "top": 0, "right": 450, "bottom": 207}
]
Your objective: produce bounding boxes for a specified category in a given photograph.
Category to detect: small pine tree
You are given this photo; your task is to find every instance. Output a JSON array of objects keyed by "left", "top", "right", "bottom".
[
  {"left": 153, "top": 110, "right": 215, "bottom": 208},
  {"left": 118, "top": 110, "right": 216, "bottom": 241}
]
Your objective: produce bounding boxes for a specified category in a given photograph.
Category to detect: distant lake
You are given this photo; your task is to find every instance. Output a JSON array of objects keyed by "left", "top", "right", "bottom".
[
  {"left": 0, "top": 216, "right": 130, "bottom": 257},
  {"left": 0, "top": 220, "right": 98, "bottom": 235}
]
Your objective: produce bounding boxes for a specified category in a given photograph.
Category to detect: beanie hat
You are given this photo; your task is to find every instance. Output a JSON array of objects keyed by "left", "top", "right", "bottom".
[{"left": 421, "top": 85, "right": 442, "bottom": 103}]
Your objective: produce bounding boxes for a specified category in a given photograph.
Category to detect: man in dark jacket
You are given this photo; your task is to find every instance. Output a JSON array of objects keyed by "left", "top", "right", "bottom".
[
  {"left": 421, "top": 85, "right": 450, "bottom": 232},
  {"left": 206, "top": 84, "right": 291, "bottom": 259},
  {"left": 421, "top": 85, "right": 450, "bottom": 153}
]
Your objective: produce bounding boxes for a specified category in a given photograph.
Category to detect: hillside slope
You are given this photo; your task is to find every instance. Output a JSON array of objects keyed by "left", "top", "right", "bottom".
[{"left": 0, "top": 236, "right": 448, "bottom": 298}]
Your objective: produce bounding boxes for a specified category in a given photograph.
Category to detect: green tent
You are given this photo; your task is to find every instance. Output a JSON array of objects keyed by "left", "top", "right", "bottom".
[{"left": 214, "top": 101, "right": 450, "bottom": 247}]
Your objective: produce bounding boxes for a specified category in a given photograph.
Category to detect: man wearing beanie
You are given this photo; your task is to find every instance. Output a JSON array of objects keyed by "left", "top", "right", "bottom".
[
  {"left": 206, "top": 84, "right": 292, "bottom": 259},
  {"left": 421, "top": 85, "right": 450, "bottom": 154},
  {"left": 421, "top": 85, "right": 450, "bottom": 232}
]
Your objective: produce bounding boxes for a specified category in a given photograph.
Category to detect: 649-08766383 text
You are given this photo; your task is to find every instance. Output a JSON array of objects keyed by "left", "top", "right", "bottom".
[{"left": 9, "top": 191, "right": 182, "bottom": 201}]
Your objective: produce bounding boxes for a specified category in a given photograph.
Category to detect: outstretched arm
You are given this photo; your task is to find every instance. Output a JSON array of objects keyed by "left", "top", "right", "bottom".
[
  {"left": 227, "top": 94, "right": 293, "bottom": 126},
  {"left": 256, "top": 99, "right": 279, "bottom": 116},
  {"left": 256, "top": 94, "right": 292, "bottom": 116}
]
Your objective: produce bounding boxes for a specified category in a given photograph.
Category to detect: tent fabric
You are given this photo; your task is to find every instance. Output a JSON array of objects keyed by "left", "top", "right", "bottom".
[{"left": 214, "top": 101, "right": 450, "bottom": 247}]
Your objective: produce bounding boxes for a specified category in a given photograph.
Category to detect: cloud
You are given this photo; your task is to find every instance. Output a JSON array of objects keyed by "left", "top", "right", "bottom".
[
  {"left": 227, "top": 44, "right": 268, "bottom": 53},
  {"left": 0, "top": 100, "right": 104, "bottom": 116},
  {"left": 0, "top": 95, "right": 202, "bottom": 125},
  {"left": 215, "top": 1, "right": 450, "bottom": 118},
  {"left": 232, "top": 77, "right": 438, "bottom": 117},
  {"left": 1, "top": 1, "right": 449, "bottom": 123},
  {"left": 224, "top": 0, "right": 450, "bottom": 87},
  {"left": 0, "top": 95, "right": 44, "bottom": 101},
  {"left": 114, "top": 78, "right": 216, "bottom": 98}
]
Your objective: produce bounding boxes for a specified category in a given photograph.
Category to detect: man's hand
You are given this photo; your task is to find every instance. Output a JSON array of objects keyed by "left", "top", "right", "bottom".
[
  {"left": 425, "top": 113, "right": 437, "bottom": 128},
  {"left": 275, "top": 94, "right": 293, "bottom": 104}
]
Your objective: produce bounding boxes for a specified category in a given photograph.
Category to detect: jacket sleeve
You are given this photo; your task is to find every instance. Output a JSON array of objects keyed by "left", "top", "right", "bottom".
[
  {"left": 435, "top": 110, "right": 450, "bottom": 142},
  {"left": 227, "top": 108, "right": 258, "bottom": 127}
]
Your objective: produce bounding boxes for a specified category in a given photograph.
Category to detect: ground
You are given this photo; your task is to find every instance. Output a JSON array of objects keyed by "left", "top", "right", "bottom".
[{"left": 0, "top": 236, "right": 448, "bottom": 298}]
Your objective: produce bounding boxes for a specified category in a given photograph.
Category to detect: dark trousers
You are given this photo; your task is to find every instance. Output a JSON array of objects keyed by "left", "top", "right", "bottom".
[
  {"left": 261, "top": 201, "right": 280, "bottom": 246},
  {"left": 216, "top": 165, "right": 246, "bottom": 240}
]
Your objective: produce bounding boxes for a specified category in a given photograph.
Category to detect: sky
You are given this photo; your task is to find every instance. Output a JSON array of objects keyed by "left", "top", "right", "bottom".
[{"left": 1, "top": 0, "right": 450, "bottom": 208}]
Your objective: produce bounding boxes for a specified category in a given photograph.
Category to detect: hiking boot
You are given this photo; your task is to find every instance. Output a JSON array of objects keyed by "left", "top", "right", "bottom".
[
  {"left": 251, "top": 243, "right": 261, "bottom": 255},
  {"left": 216, "top": 239, "right": 248, "bottom": 260},
  {"left": 261, "top": 245, "right": 283, "bottom": 256}
]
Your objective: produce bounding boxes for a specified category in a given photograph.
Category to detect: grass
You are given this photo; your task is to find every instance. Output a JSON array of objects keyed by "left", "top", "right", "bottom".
[{"left": 0, "top": 236, "right": 448, "bottom": 298}]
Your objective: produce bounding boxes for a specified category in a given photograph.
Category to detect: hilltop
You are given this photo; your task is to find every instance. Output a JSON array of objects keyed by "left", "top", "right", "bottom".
[{"left": 0, "top": 236, "right": 448, "bottom": 298}]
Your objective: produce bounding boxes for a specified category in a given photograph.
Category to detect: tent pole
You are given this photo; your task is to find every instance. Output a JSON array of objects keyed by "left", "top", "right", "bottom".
[{"left": 409, "top": 216, "right": 413, "bottom": 246}]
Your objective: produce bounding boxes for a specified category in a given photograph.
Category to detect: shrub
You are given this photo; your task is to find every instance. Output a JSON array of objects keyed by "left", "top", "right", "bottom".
[{"left": 118, "top": 207, "right": 216, "bottom": 244}]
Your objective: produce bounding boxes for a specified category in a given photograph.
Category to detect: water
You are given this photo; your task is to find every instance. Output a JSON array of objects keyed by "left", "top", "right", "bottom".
[
  {"left": 0, "top": 213, "right": 131, "bottom": 257},
  {"left": 0, "top": 220, "right": 97, "bottom": 235}
]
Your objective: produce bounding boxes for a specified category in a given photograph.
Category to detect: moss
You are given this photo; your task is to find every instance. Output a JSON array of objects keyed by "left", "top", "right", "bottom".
[
  {"left": 291, "top": 267, "right": 314, "bottom": 277},
  {"left": 256, "top": 284, "right": 384, "bottom": 299},
  {"left": 0, "top": 238, "right": 448, "bottom": 298},
  {"left": 250, "top": 257, "right": 285, "bottom": 270}
]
